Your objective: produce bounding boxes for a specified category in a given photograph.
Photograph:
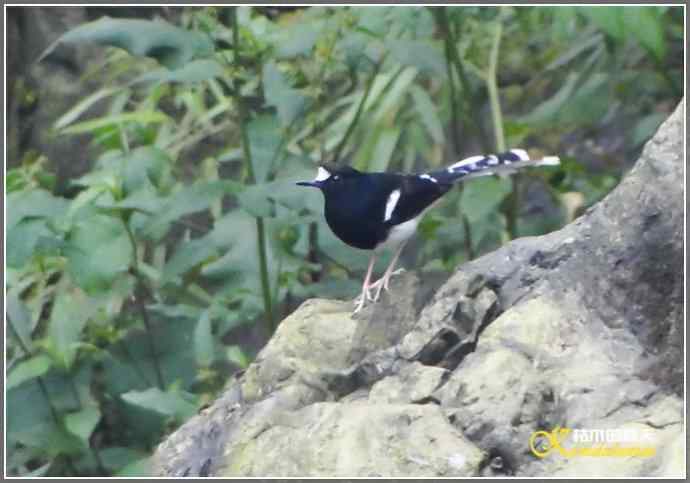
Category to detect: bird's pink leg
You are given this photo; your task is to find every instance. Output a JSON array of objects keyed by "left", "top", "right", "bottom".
[
  {"left": 371, "top": 244, "right": 405, "bottom": 301},
  {"left": 353, "top": 254, "right": 377, "bottom": 313}
]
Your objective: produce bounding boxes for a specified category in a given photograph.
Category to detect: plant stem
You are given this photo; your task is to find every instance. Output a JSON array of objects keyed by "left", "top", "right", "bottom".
[
  {"left": 123, "top": 220, "right": 165, "bottom": 389},
  {"left": 433, "top": 7, "right": 491, "bottom": 152},
  {"left": 438, "top": 8, "right": 475, "bottom": 260},
  {"left": 231, "top": 8, "right": 275, "bottom": 332},
  {"left": 484, "top": 9, "right": 520, "bottom": 240},
  {"left": 486, "top": 16, "right": 506, "bottom": 153}
]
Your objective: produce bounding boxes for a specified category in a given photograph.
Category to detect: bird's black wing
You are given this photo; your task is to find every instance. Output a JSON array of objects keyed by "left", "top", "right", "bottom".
[{"left": 386, "top": 175, "right": 452, "bottom": 226}]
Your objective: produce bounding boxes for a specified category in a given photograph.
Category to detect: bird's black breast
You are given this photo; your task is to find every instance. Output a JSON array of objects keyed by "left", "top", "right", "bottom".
[
  {"left": 323, "top": 173, "right": 396, "bottom": 250},
  {"left": 321, "top": 172, "right": 451, "bottom": 250}
]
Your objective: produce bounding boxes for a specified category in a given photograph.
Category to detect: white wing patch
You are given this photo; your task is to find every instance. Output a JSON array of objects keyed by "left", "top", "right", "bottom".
[
  {"left": 384, "top": 189, "right": 401, "bottom": 222},
  {"left": 419, "top": 174, "right": 438, "bottom": 183},
  {"left": 314, "top": 166, "right": 332, "bottom": 182}
]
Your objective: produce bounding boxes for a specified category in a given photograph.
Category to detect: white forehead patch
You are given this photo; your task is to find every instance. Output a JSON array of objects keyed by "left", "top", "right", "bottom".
[{"left": 314, "top": 167, "right": 332, "bottom": 182}]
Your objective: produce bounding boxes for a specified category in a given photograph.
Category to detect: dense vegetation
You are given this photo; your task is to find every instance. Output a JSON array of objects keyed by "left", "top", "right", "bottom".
[{"left": 6, "top": 6, "right": 683, "bottom": 476}]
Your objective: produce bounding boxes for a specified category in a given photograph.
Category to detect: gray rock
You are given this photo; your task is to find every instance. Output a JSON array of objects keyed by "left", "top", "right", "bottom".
[
  {"left": 220, "top": 402, "right": 484, "bottom": 477},
  {"left": 153, "top": 100, "right": 684, "bottom": 477}
]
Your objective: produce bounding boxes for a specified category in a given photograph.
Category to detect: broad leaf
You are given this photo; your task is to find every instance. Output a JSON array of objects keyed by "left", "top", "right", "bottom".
[
  {"left": 63, "top": 406, "right": 101, "bottom": 447},
  {"left": 460, "top": 177, "right": 513, "bottom": 224},
  {"left": 386, "top": 39, "right": 445, "bottom": 75},
  {"left": 7, "top": 355, "right": 53, "bottom": 390},
  {"left": 624, "top": 7, "right": 667, "bottom": 60},
  {"left": 263, "top": 62, "right": 307, "bottom": 126},
  {"left": 47, "top": 287, "right": 94, "bottom": 369},
  {"left": 583, "top": 7, "right": 625, "bottom": 40},
  {"left": 121, "top": 387, "right": 199, "bottom": 421},
  {"left": 7, "top": 219, "right": 56, "bottom": 268},
  {"left": 161, "top": 237, "right": 218, "bottom": 283},
  {"left": 7, "top": 189, "right": 68, "bottom": 229},
  {"left": 65, "top": 214, "right": 133, "bottom": 294},
  {"left": 411, "top": 85, "right": 444, "bottom": 144},
  {"left": 131, "top": 59, "right": 225, "bottom": 85},
  {"left": 226, "top": 345, "right": 250, "bottom": 369},
  {"left": 194, "top": 310, "right": 215, "bottom": 368},
  {"left": 143, "top": 180, "right": 241, "bottom": 237},
  {"left": 6, "top": 294, "right": 33, "bottom": 352},
  {"left": 39, "top": 17, "right": 214, "bottom": 69},
  {"left": 247, "top": 114, "right": 282, "bottom": 184}
]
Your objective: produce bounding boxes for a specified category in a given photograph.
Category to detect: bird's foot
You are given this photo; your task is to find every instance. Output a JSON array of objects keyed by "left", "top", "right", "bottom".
[
  {"left": 353, "top": 295, "right": 366, "bottom": 314},
  {"left": 369, "top": 268, "right": 406, "bottom": 301},
  {"left": 353, "top": 286, "right": 375, "bottom": 313}
]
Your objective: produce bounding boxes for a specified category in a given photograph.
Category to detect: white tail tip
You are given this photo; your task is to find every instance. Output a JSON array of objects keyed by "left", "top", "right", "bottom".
[{"left": 537, "top": 156, "right": 561, "bottom": 166}]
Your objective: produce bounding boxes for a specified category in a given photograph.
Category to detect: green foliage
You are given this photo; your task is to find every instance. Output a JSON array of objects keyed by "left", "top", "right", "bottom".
[
  {"left": 6, "top": 5, "right": 682, "bottom": 477},
  {"left": 39, "top": 17, "right": 214, "bottom": 69}
]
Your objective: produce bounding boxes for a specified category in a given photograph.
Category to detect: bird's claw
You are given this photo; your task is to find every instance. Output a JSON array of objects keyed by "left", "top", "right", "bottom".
[
  {"left": 353, "top": 268, "right": 406, "bottom": 313},
  {"left": 369, "top": 268, "right": 406, "bottom": 301}
]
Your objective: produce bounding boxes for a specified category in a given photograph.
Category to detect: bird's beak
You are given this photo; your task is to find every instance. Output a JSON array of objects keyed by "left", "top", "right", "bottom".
[{"left": 296, "top": 181, "right": 321, "bottom": 188}]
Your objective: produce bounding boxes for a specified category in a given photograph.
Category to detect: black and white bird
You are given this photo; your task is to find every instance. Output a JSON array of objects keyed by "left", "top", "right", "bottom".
[{"left": 297, "top": 149, "right": 560, "bottom": 313}]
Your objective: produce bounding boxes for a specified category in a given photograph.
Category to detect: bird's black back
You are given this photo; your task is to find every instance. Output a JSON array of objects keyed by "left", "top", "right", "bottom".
[{"left": 320, "top": 169, "right": 451, "bottom": 250}]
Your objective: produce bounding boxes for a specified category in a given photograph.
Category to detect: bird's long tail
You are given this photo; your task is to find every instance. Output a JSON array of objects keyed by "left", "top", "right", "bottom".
[{"left": 423, "top": 149, "right": 560, "bottom": 184}]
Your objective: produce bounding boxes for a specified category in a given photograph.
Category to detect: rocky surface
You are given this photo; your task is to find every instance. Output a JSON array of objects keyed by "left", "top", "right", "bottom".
[{"left": 153, "top": 99, "right": 684, "bottom": 477}]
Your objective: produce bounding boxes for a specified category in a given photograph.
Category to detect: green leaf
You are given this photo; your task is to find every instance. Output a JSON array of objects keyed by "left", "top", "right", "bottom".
[
  {"left": 65, "top": 214, "right": 133, "bottom": 294},
  {"left": 47, "top": 287, "right": 94, "bottom": 369},
  {"left": 120, "top": 146, "right": 174, "bottom": 194},
  {"left": 226, "top": 345, "right": 250, "bottom": 369},
  {"left": 373, "top": 67, "right": 418, "bottom": 123},
  {"left": 194, "top": 310, "right": 215, "bottom": 368},
  {"left": 263, "top": 62, "right": 307, "bottom": 126},
  {"left": 276, "top": 24, "right": 319, "bottom": 58},
  {"left": 58, "top": 111, "right": 169, "bottom": 135},
  {"left": 247, "top": 114, "right": 282, "bottom": 184},
  {"left": 144, "top": 180, "right": 241, "bottom": 237},
  {"left": 39, "top": 17, "right": 214, "bottom": 69},
  {"left": 583, "top": 7, "right": 625, "bottom": 40},
  {"left": 519, "top": 73, "right": 578, "bottom": 125},
  {"left": 237, "top": 183, "right": 276, "bottom": 218},
  {"left": 131, "top": 59, "right": 224, "bottom": 85},
  {"left": 161, "top": 237, "right": 218, "bottom": 283},
  {"left": 53, "top": 87, "right": 121, "bottom": 130},
  {"left": 63, "top": 406, "right": 101, "bottom": 447},
  {"left": 411, "top": 85, "right": 444, "bottom": 144},
  {"left": 7, "top": 355, "right": 53, "bottom": 390},
  {"left": 115, "top": 456, "right": 151, "bottom": 477},
  {"left": 624, "top": 7, "right": 667, "bottom": 60},
  {"left": 386, "top": 39, "right": 445, "bottom": 75},
  {"left": 121, "top": 387, "right": 199, "bottom": 421},
  {"left": 6, "top": 294, "right": 33, "bottom": 352},
  {"left": 367, "top": 127, "right": 401, "bottom": 173},
  {"left": 7, "top": 189, "right": 69, "bottom": 229},
  {"left": 631, "top": 113, "right": 666, "bottom": 147},
  {"left": 460, "top": 176, "right": 513, "bottom": 224},
  {"left": 100, "top": 447, "right": 148, "bottom": 474},
  {"left": 7, "top": 219, "right": 56, "bottom": 268}
]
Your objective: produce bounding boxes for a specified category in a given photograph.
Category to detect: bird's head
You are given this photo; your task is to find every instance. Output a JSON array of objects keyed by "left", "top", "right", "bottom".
[{"left": 296, "top": 164, "right": 361, "bottom": 191}]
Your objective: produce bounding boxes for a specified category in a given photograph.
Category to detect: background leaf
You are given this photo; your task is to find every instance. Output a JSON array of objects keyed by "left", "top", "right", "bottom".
[
  {"left": 66, "top": 214, "right": 133, "bottom": 294},
  {"left": 194, "top": 310, "right": 215, "bottom": 368},
  {"left": 64, "top": 406, "right": 101, "bottom": 447},
  {"left": 121, "top": 388, "right": 199, "bottom": 421},
  {"left": 7, "top": 355, "right": 53, "bottom": 390},
  {"left": 39, "top": 17, "right": 214, "bottom": 69}
]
